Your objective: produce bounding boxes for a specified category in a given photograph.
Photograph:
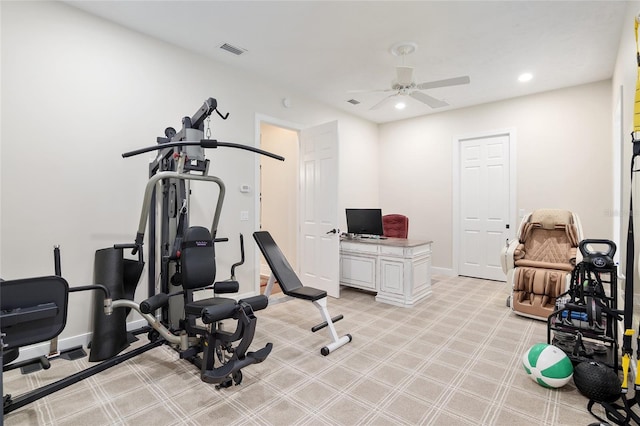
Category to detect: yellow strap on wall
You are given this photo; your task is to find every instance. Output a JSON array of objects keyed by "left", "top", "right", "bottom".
[
  {"left": 634, "top": 19, "right": 640, "bottom": 132},
  {"left": 623, "top": 353, "right": 631, "bottom": 391}
]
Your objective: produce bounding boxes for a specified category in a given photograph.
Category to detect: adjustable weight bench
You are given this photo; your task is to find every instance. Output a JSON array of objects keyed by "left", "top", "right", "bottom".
[{"left": 253, "top": 231, "right": 352, "bottom": 355}]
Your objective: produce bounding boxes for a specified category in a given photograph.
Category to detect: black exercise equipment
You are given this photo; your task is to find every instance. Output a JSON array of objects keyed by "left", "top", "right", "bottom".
[
  {"left": 89, "top": 246, "right": 144, "bottom": 361},
  {"left": 117, "top": 224, "right": 273, "bottom": 386},
  {"left": 573, "top": 130, "right": 640, "bottom": 425},
  {"left": 574, "top": 361, "right": 622, "bottom": 404},
  {"left": 253, "top": 231, "right": 352, "bottom": 355},
  {"left": 128, "top": 97, "right": 282, "bottom": 330},
  {"left": 47, "top": 246, "right": 86, "bottom": 363},
  {"left": 0, "top": 276, "right": 131, "bottom": 414},
  {"left": 86, "top": 98, "right": 281, "bottom": 387},
  {"left": 1, "top": 98, "right": 282, "bottom": 416},
  {"left": 579, "top": 21, "right": 640, "bottom": 425},
  {"left": 547, "top": 239, "right": 622, "bottom": 371}
]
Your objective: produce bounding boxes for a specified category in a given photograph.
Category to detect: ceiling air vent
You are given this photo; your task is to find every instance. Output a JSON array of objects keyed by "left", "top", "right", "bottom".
[
  {"left": 219, "top": 43, "right": 247, "bottom": 56},
  {"left": 347, "top": 99, "right": 360, "bottom": 105}
]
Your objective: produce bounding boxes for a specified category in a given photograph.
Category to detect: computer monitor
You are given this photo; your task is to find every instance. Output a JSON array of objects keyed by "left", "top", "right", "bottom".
[{"left": 345, "top": 208, "right": 384, "bottom": 236}]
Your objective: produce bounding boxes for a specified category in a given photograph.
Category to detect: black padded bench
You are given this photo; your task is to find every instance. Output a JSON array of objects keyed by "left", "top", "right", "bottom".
[{"left": 253, "top": 231, "right": 352, "bottom": 355}]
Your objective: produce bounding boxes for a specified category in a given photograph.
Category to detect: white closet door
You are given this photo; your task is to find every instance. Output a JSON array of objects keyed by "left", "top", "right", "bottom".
[{"left": 459, "top": 134, "right": 510, "bottom": 281}]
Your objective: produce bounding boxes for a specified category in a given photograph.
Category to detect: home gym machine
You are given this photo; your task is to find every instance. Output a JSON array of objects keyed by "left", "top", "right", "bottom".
[
  {"left": 1, "top": 97, "right": 284, "bottom": 417},
  {"left": 91, "top": 97, "right": 284, "bottom": 386}
]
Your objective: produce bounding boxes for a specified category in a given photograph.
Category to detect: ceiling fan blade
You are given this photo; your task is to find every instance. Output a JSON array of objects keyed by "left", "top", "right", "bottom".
[
  {"left": 396, "top": 66, "right": 414, "bottom": 86},
  {"left": 370, "top": 93, "right": 397, "bottom": 110},
  {"left": 409, "top": 91, "right": 449, "bottom": 108},
  {"left": 347, "top": 88, "right": 394, "bottom": 94},
  {"left": 416, "top": 75, "right": 470, "bottom": 90}
]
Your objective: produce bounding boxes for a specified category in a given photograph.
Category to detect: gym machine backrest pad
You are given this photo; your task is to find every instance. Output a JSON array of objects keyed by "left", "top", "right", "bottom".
[{"left": 181, "top": 226, "right": 217, "bottom": 289}]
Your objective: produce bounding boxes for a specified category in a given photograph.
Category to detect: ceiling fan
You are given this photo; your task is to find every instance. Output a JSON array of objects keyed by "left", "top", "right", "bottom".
[{"left": 350, "top": 42, "right": 471, "bottom": 110}]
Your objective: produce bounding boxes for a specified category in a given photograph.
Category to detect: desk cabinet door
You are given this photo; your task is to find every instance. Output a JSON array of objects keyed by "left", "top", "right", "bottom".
[
  {"left": 340, "top": 254, "right": 377, "bottom": 290},
  {"left": 379, "top": 258, "right": 405, "bottom": 295}
]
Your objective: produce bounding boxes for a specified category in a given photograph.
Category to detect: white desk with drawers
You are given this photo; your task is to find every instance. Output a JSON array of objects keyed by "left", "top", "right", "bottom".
[{"left": 339, "top": 237, "right": 433, "bottom": 307}]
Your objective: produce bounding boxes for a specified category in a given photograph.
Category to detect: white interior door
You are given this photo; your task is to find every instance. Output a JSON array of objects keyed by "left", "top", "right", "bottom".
[
  {"left": 299, "top": 121, "right": 340, "bottom": 297},
  {"left": 459, "top": 134, "right": 510, "bottom": 281}
]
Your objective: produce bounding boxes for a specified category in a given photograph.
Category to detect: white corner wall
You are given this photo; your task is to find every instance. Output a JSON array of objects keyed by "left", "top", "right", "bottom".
[
  {"left": 378, "top": 80, "right": 612, "bottom": 272},
  {"left": 0, "top": 1, "right": 378, "bottom": 344}
]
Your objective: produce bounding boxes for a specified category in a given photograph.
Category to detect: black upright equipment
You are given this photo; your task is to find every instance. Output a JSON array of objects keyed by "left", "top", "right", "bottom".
[
  {"left": 1, "top": 276, "right": 123, "bottom": 415},
  {"left": 579, "top": 25, "right": 640, "bottom": 424},
  {"left": 547, "top": 239, "right": 622, "bottom": 370},
  {"left": 91, "top": 97, "right": 282, "bottom": 387},
  {"left": 571, "top": 133, "right": 640, "bottom": 425},
  {"left": 131, "top": 98, "right": 281, "bottom": 330}
]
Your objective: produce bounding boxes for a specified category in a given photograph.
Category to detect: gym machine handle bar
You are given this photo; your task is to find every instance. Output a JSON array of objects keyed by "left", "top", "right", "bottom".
[
  {"left": 114, "top": 242, "right": 145, "bottom": 261},
  {"left": 121, "top": 140, "right": 285, "bottom": 162}
]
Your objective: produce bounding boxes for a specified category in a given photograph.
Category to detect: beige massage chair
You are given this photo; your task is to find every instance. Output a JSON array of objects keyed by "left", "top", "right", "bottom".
[{"left": 501, "top": 209, "right": 583, "bottom": 320}]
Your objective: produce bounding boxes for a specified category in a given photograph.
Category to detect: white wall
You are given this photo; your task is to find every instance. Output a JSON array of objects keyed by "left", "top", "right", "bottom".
[
  {"left": 378, "top": 80, "right": 612, "bottom": 272},
  {"left": 613, "top": 2, "right": 640, "bottom": 231},
  {"left": 337, "top": 120, "right": 381, "bottom": 225},
  {"left": 0, "top": 1, "right": 378, "bottom": 343}
]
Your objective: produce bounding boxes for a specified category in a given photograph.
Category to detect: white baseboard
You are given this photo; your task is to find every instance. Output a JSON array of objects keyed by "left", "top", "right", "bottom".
[{"left": 431, "top": 266, "right": 455, "bottom": 276}]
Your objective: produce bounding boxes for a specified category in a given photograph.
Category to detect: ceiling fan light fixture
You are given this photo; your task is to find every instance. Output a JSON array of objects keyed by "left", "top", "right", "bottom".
[
  {"left": 518, "top": 72, "right": 533, "bottom": 82},
  {"left": 349, "top": 44, "right": 469, "bottom": 111}
]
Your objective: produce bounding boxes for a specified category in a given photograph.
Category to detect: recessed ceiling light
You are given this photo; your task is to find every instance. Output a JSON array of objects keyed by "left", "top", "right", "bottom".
[
  {"left": 395, "top": 101, "right": 406, "bottom": 110},
  {"left": 518, "top": 73, "right": 533, "bottom": 82}
]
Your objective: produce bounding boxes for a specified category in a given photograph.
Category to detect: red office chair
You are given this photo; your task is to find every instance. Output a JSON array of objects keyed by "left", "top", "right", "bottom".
[{"left": 382, "top": 214, "right": 409, "bottom": 238}]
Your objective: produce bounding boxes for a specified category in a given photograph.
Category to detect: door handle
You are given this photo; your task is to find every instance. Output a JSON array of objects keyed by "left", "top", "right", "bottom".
[{"left": 326, "top": 228, "right": 338, "bottom": 234}]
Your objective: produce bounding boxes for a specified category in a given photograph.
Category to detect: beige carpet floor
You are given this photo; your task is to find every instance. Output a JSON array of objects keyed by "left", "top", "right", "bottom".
[{"left": 3, "top": 275, "right": 608, "bottom": 425}]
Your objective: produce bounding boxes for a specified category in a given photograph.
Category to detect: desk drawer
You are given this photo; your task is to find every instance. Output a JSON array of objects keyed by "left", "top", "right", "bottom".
[
  {"left": 411, "top": 244, "right": 432, "bottom": 256},
  {"left": 341, "top": 241, "right": 379, "bottom": 254},
  {"left": 380, "top": 245, "right": 405, "bottom": 256},
  {"left": 379, "top": 243, "right": 432, "bottom": 257}
]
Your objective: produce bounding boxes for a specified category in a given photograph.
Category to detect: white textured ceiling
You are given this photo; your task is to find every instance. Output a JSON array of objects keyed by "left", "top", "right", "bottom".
[{"left": 66, "top": 1, "right": 628, "bottom": 124}]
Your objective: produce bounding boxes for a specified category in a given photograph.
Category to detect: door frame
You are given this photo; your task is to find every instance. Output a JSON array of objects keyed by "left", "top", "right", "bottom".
[
  {"left": 254, "top": 114, "right": 304, "bottom": 294},
  {"left": 452, "top": 128, "right": 517, "bottom": 277}
]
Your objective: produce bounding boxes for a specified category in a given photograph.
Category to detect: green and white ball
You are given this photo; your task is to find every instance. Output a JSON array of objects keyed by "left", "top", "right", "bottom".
[{"left": 522, "top": 343, "right": 573, "bottom": 388}]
